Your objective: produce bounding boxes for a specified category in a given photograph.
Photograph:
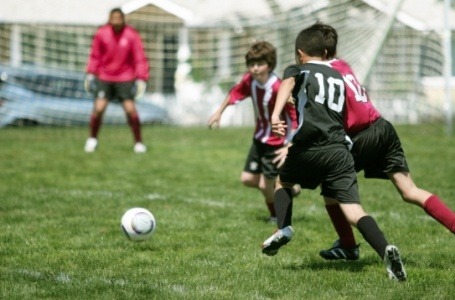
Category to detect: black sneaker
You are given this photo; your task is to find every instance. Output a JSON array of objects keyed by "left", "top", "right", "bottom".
[
  {"left": 319, "top": 239, "right": 360, "bottom": 260},
  {"left": 384, "top": 245, "right": 407, "bottom": 281}
]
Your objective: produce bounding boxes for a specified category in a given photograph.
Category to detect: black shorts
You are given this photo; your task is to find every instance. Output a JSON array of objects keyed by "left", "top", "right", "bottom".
[
  {"left": 95, "top": 80, "right": 136, "bottom": 102},
  {"left": 279, "top": 144, "right": 360, "bottom": 204},
  {"left": 351, "top": 117, "right": 409, "bottom": 179},
  {"left": 243, "top": 139, "right": 283, "bottom": 179}
]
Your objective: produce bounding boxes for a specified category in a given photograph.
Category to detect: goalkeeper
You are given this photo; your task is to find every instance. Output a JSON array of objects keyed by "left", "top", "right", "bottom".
[{"left": 84, "top": 8, "right": 149, "bottom": 153}]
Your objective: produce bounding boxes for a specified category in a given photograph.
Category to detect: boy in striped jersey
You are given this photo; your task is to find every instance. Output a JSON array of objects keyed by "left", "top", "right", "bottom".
[{"left": 208, "top": 41, "right": 298, "bottom": 222}]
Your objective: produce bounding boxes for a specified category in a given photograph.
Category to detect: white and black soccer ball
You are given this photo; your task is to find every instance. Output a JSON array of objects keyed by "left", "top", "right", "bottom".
[{"left": 121, "top": 207, "right": 156, "bottom": 241}]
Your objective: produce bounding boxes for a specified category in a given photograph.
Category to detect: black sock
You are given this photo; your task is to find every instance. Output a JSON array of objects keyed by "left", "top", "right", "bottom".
[
  {"left": 356, "top": 215, "right": 388, "bottom": 258},
  {"left": 274, "top": 188, "right": 293, "bottom": 229}
]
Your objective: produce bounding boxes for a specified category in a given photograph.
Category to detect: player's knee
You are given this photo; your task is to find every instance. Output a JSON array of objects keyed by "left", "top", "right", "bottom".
[
  {"left": 93, "top": 110, "right": 105, "bottom": 117},
  {"left": 398, "top": 186, "right": 419, "bottom": 203},
  {"left": 241, "top": 174, "right": 258, "bottom": 188}
]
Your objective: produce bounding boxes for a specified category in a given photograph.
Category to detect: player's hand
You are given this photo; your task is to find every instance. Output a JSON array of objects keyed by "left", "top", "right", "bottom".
[
  {"left": 208, "top": 113, "right": 222, "bottom": 129},
  {"left": 271, "top": 117, "right": 287, "bottom": 137},
  {"left": 272, "top": 145, "right": 289, "bottom": 168},
  {"left": 84, "top": 74, "right": 97, "bottom": 94},
  {"left": 134, "top": 80, "right": 147, "bottom": 100},
  {"left": 272, "top": 146, "right": 288, "bottom": 168}
]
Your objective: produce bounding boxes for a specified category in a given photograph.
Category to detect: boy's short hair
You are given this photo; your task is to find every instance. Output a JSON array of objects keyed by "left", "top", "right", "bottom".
[
  {"left": 295, "top": 26, "right": 327, "bottom": 59},
  {"left": 311, "top": 22, "right": 338, "bottom": 59},
  {"left": 245, "top": 41, "right": 277, "bottom": 71}
]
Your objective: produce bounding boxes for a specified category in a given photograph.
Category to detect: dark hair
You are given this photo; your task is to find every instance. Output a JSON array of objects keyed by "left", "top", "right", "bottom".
[
  {"left": 311, "top": 22, "right": 338, "bottom": 59},
  {"left": 110, "top": 8, "right": 125, "bottom": 18},
  {"left": 245, "top": 41, "right": 277, "bottom": 71},
  {"left": 295, "top": 26, "right": 327, "bottom": 58}
]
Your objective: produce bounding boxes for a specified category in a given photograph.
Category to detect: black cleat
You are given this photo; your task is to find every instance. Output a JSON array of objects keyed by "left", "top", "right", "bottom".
[{"left": 319, "top": 239, "right": 360, "bottom": 260}]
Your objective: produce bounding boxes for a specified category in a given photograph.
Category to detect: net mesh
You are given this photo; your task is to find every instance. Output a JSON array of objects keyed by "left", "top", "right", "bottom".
[{"left": 0, "top": 0, "right": 450, "bottom": 127}]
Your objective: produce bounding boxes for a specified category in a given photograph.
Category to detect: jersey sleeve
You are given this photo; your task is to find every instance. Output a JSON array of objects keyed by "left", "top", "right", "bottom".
[
  {"left": 227, "top": 73, "right": 252, "bottom": 105},
  {"left": 131, "top": 28, "right": 150, "bottom": 81},
  {"left": 86, "top": 28, "right": 103, "bottom": 75},
  {"left": 283, "top": 64, "right": 301, "bottom": 80}
]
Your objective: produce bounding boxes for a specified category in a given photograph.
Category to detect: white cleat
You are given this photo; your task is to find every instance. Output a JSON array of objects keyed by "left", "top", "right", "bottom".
[
  {"left": 134, "top": 142, "right": 147, "bottom": 153},
  {"left": 262, "top": 226, "right": 294, "bottom": 256},
  {"left": 84, "top": 138, "right": 98, "bottom": 153},
  {"left": 384, "top": 245, "right": 407, "bottom": 282}
]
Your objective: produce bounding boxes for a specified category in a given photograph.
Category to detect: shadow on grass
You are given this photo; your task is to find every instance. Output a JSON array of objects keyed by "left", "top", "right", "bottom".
[{"left": 283, "top": 257, "right": 377, "bottom": 274}]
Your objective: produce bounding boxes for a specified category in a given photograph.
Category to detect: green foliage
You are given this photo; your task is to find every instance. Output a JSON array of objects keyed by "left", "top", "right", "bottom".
[{"left": 1, "top": 124, "right": 454, "bottom": 299}]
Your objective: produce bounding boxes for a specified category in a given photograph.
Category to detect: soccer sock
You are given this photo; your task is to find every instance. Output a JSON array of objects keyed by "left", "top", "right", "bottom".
[
  {"left": 423, "top": 195, "right": 455, "bottom": 233},
  {"left": 274, "top": 188, "right": 293, "bottom": 229},
  {"left": 266, "top": 201, "right": 276, "bottom": 217},
  {"left": 89, "top": 114, "right": 102, "bottom": 138},
  {"left": 325, "top": 204, "right": 357, "bottom": 248},
  {"left": 127, "top": 113, "right": 142, "bottom": 143},
  {"left": 356, "top": 215, "right": 389, "bottom": 259}
]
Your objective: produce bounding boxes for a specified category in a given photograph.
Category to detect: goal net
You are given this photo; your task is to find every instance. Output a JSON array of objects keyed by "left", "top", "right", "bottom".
[{"left": 0, "top": 0, "right": 451, "bottom": 127}]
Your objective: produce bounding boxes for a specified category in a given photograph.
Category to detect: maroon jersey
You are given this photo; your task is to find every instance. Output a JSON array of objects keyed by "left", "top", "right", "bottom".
[
  {"left": 87, "top": 25, "right": 149, "bottom": 82},
  {"left": 329, "top": 59, "right": 381, "bottom": 136},
  {"left": 228, "top": 72, "right": 298, "bottom": 146}
]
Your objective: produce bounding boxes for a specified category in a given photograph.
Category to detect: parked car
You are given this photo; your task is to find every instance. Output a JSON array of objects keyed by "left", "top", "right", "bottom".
[{"left": 0, "top": 64, "right": 167, "bottom": 127}]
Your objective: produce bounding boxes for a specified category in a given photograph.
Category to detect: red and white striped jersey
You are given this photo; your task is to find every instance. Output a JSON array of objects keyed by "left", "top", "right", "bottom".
[{"left": 228, "top": 72, "right": 298, "bottom": 146}]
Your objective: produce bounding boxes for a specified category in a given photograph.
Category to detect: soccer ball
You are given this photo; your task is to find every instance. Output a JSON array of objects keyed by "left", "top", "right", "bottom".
[{"left": 121, "top": 207, "right": 156, "bottom": 241}]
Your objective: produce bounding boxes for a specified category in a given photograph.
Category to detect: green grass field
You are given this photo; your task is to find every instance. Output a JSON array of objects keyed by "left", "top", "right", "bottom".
[{"left": 1, "top": 124, "right": 454, "bottom": 299}]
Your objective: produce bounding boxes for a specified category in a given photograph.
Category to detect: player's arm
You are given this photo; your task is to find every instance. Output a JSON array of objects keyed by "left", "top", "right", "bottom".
[
  {"left": 208, "top": 94, "right": 231, "bottom": 129},
  {"left": 208, "top": 73, "right": 251, "bottom": 129},
  {"left": 86, "top": 32, "right": 102, "bottom": 76},
  {"left": 133, "top": 31, "right": 149, "bottom": 81},
  {"left": 271, "top": 77, "right": 295, "bottom": 137},
  {"left": 272, "top": 89, "right": 298, "bottom": 167},
  {"left": 132, "top": 31, "right": 149, "bottom": 99},
  {"left": 85, "top": 32, "right": 102, "bottom": 93}
]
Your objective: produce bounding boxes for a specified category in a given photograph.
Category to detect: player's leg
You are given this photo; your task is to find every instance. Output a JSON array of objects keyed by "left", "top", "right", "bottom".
[
  {"left": 339, "top": 201, "right": 406, "bottom": 281},
  {"left": 241, "top": 142, "right": 278, "bottom": 220},
  {"left": 326, "top": 147, "right": 406, "bottom": 281},
  {"left": 117, "top": 81, "right": 146, "bottom": 152},
  {"left": 262, "top": 148, "right": 317, "bottom": 256},
  {"left": 241, "top": 141, "right": 262, "bottom": 189},
  {"left": 240, "top": 171, "right": 277, "bottom": 221},
  {"left": 259, "top": 145, "right": 285, "bottom": 222},
  {"left": 329, "top": 167, "right": 385, "bottom": 258},
  {"left": 258, "top": 174, "right": 277, "bottom": 222},
  {"left": 240, "top": 171, "right": 260, "bottom": 188},
  {"left": 319, "top": 196, "right": 359, "bottom": 260},
  {"left": 375, "top": 119, "right": 454, "bottom": 233},
  {"left": 122, "top": 99, "right": 146, "bottom": 152},
  {"left": 389, "top": 171, "right": 455, "bottom": 233},
  {"left": 240, "top": 171, "right": 275, "bottom": 220},
  {"left": 91, "top": 97, "right": 109, "bottom": 135},
  {"left": 85, "top": 97, "right": 109, "bottom": 152},
  {"left": 261, "top": 178, "right": 295, "bottom": 256},
  {"left": 85, "top": 79, "right": 112, "bottom": 152}
]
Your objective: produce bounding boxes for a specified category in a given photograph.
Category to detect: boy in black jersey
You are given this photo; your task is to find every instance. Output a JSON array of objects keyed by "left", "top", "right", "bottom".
[{"left": 261, "top": 25, "right": 406, "bottom": 281}]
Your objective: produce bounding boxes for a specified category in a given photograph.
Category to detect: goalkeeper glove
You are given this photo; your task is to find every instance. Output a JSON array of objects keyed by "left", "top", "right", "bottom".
[
  {"left": 84, "top": 74, "right": 97, "bottom": 94},
  {"left": 134, "top": 80, "right": 147, "bottom": 100}
]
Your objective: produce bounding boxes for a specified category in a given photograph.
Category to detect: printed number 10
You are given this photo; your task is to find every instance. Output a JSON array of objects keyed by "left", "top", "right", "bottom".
[{"left": 314, "top": 73, "right": 345, "bottom": 113}]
